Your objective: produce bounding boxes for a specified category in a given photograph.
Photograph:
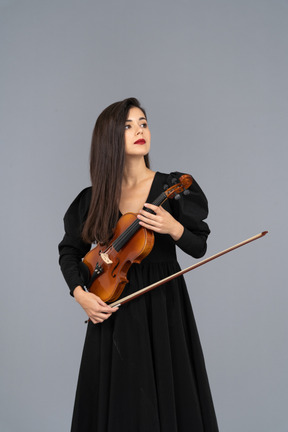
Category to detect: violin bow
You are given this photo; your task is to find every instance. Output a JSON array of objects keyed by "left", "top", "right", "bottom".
[{"left": 110, "top": 231, "right": 268, "bottom": 308}]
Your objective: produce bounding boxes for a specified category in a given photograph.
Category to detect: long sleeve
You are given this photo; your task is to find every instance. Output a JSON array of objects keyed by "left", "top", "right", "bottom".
[
  {"left": 168, "top": 172, "right": 210, "bottom": 258},
  {"left": 58, "top": 187, "right": 92, "bottom": 295}
]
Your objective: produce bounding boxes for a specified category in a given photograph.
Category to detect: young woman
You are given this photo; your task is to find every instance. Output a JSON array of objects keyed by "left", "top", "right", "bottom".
[{"left": 58, "top": 98, "right": 218, "bottom": 431}]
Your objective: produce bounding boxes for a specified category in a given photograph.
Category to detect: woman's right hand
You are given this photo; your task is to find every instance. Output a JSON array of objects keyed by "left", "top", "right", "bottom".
[{"left": 73, "top": 286, "right": 118, "bottom": 324}]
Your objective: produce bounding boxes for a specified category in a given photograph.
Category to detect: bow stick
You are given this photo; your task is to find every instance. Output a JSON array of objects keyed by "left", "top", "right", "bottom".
[{"left": 110, "top": 231, "right": 268, "bottom": 308}]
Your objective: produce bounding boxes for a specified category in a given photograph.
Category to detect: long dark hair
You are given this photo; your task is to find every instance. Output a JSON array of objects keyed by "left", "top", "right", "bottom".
[{"left": 82, "top": 97, "right": 150, "bottom": 244}]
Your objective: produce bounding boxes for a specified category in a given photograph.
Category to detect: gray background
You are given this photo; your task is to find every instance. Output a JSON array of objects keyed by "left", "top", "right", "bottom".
[{"left": 1, "top": 0, "right": 287, "bottom": 431}]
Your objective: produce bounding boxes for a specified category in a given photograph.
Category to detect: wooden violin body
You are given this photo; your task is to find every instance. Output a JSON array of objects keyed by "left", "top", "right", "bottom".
[
  {"left": 83, "top": 213, "right": 154, "bottom": 302},
  {"left": 82, "top": 174, "right": 193, "bottom": 303}
]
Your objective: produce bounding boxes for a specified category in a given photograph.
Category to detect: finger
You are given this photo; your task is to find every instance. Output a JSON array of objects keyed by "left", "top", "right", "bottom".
[
  {"left": 96, "top": 297, "right": 112, "bottom": 307},
  {"left": 109, "top": 307, "right": 119, "bottom": 314},
  {"left": 138, "top": 221, "right": 162, "bottom": 232},
  {"left": 91, "top": 317, "right": 106, "bottom": 324},
  {"left": 91, "top": 312, "right": 112, "bottom": 322},
  {"left": 138, "top": 217, "right": 159, "bottom": 228},
  {"left": 138, "top": 209, "right": 157, "bottom": 219},
  {"left": 98, "top": 306, "right": 118, "bottom": 314},
  {"left": 96, "top": 297, "right": 118, "bottom": 311},
  {"left": 143, "top": 203, "right": 159, "bottom": 212},
  {"left": 90, "top": 317, "right": 103, "bottom": 324},
  {"left": 143, "top": 204, "right": 167, "bottom": 217},
  {"left": 138, "top": 214, "right": 159, "bottom": 226},
  {"left": 90, "top": 316, "right": 104, "bottom": 324},
  {"left": 139, "top": 209, "right": 164, "bottom": 221},
  {"left": 94, "top": 304, "right": 119, "bottom": 314}
]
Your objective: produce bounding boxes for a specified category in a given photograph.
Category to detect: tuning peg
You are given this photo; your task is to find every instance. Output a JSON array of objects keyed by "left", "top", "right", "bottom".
[
  {"left": 163, "top": 184, "right": 169, "bottom": 190},
  {"left": 174, "top": 194, "right": 181, "bottom": 200},
  {"left": 183, "top": 189, "right": 191, "bottom": 196}
]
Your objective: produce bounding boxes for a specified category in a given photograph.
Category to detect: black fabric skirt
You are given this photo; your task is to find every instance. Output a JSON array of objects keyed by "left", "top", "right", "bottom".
[{"left": 71, "top": 261, "right": 218, "bottom": 432}]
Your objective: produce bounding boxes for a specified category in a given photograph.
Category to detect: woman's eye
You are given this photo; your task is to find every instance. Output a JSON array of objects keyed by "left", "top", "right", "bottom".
[
  {"left": 125, "top": 124, "right": 131, "bottom": 130},
  {"left": 141, "top": 123, "right": 147, "bottom": 128}
]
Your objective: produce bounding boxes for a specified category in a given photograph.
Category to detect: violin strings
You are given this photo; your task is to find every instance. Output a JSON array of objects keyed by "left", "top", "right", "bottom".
[
  {"left": 113, "top": 221, "right": 139, "bottom": 249},
  {"left": 112, "top": 192, "right": 167, "bottom": 252},
  {"left": 113, "top": 219, "right": 140, "bottom": 251}
]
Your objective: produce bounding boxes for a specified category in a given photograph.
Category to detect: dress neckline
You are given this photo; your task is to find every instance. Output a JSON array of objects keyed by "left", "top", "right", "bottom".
[{"left": 119, "top": 171, "right": 159, "bottom": 216}]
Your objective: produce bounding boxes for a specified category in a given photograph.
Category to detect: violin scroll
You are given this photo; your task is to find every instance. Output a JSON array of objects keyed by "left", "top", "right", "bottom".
[{"left": 164, "top": 174, "right": 193, "bottom": 200}]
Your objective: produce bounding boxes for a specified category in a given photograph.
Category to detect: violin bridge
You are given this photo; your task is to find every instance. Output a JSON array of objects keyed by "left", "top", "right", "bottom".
[{"left": 100, "top": 252, "right": 113, "bottom": 265}]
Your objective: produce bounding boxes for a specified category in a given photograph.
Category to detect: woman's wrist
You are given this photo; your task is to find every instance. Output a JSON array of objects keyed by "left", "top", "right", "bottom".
[
  {"left": 73, "top": 285, "right": 86, "bottom": 301},
  {"left": 170, "top": 222, "right": 184, "bottom": 241}
]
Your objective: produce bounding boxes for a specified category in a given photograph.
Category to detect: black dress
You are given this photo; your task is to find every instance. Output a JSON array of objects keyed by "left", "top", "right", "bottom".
[{"left": 58, "top": 171, "right": 218, "bottom": 432}]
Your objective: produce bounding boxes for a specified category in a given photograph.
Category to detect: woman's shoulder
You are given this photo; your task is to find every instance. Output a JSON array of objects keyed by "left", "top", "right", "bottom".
[
  {"left": 155, "top": 171, "right": 185, "bottom": 184},
  {"left": 156, "top": 170, "right": 199, "bottom": 188},
  {"left": 63, "top": 187, "right": 92, "bottom": 222},
  {"left": 72, "top": 186, "right": 92, "bottom": 203},
  {"left": 156, "top": 170, "right": 192, "bottom": 181}
]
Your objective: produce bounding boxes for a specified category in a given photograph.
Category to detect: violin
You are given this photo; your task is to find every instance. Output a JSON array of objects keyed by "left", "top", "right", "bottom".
[{"left": 82, "top": 174, "right": 193, "bottom": 303}]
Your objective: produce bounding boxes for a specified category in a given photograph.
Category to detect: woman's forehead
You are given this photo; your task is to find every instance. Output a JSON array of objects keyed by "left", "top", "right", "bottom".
[{"left": 126, "top": 107, "right": 146, "bottom": 120}]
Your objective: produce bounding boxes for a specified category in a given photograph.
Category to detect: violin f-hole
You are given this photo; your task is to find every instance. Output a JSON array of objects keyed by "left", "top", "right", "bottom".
[{"left": 111, "top": 258, "right": 120, "bottom": 278}]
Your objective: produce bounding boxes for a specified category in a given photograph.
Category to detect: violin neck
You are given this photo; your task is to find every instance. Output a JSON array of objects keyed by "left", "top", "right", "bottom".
[
  {"left": 112, "top": 192, "right": 167, "bottom": 252},
  {"left": 151, "top": 192, "right": 167, "bottom": 207}
]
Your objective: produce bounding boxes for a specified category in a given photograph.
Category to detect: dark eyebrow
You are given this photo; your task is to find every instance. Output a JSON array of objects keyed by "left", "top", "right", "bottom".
[{"left": 125, "top": 117, "right": 147, "bottom": 122}]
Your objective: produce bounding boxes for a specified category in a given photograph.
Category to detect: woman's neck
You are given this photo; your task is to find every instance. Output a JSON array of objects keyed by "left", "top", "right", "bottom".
[{"left": 123, "top": 158, "right": 153, "bottom": 187}]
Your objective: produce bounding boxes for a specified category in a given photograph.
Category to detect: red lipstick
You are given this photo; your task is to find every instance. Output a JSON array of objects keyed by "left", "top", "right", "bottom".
[{"left": 134, "top": 139, "right": 146, "bottom": 144}]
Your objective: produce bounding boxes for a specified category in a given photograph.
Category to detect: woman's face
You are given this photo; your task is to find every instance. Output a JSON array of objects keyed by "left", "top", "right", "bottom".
[{"left": 124, "top": 107, "right": 151, "bottom": 158}]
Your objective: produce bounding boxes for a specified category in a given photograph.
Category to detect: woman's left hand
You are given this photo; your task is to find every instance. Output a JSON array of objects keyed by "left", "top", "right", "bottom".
[{"left": 137, "top": 203, "right": 184, "bottom": 241}]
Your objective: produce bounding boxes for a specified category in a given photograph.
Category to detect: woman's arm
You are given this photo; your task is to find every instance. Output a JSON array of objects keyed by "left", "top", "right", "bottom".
[
  {"left": 58, "top": 188, "right": 119, "bottom": 323},
  {"left": 137, "top": 173, "right": 210, "bottom": 258}
]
